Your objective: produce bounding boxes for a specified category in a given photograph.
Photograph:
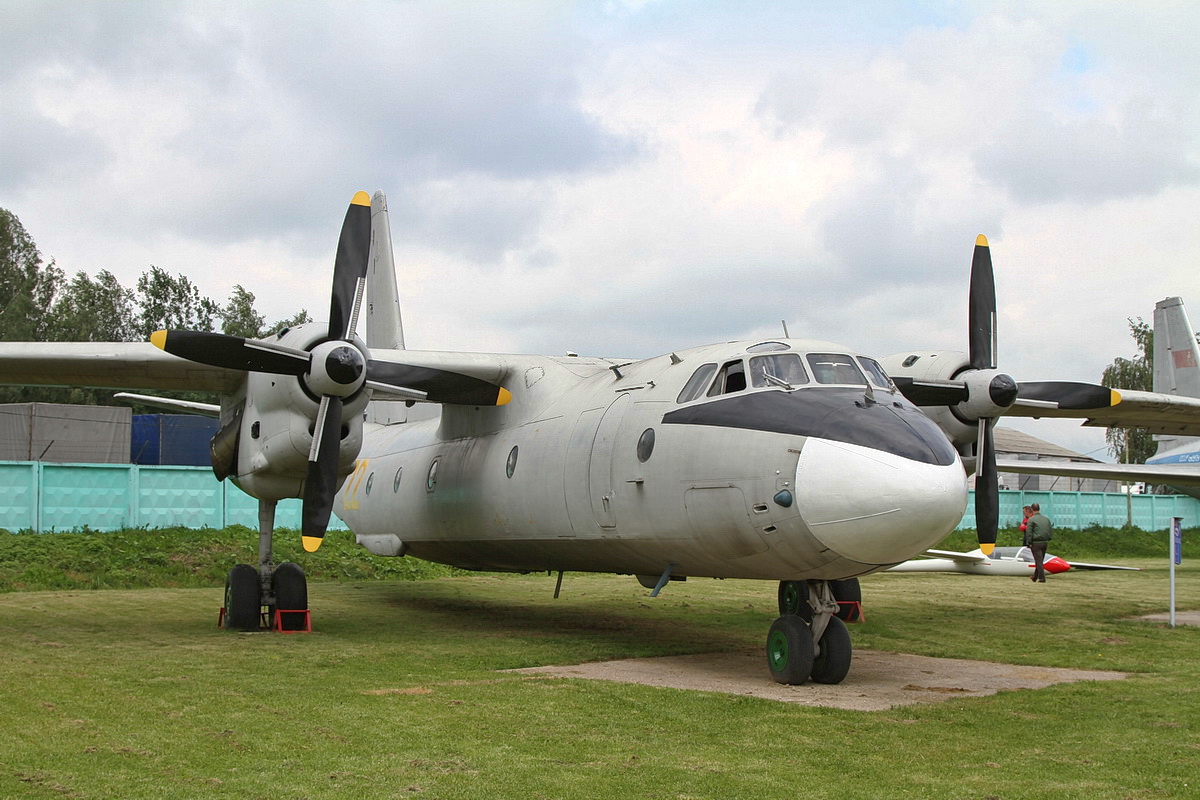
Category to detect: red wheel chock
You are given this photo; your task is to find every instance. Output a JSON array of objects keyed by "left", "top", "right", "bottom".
[
  {"left": 217, "top": 607, "right": 312, "bottom": 632},
  {"left": 838, "top": 600, "right": 865, "bottom": 622},
  {"left": 272, "top": 608, "right": 312, "bottom": 633}
]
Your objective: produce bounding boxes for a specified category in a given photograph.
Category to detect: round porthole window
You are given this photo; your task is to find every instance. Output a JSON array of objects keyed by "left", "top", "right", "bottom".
[
  {"left": 426, "top": 458, "right": 439, "bottom": 492},
  {"left": 637, "top": 428, "right": 656, "bottom": 462},
  {"left": 365, "top": 472, "right": 374, "bottom": 495},
  {"left": 506, "top": 445, "right": 518, "bottom": 478},
  {"left": 392, "top": 467, "right": 403, "bottom": 493}
]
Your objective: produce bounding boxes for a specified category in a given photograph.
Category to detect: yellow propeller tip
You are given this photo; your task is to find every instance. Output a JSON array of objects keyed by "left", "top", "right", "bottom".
[
  {"left": 302, "top": 535, "right": 324, "bottom": 553},
  {"left": 980, "top": 543, "right": 995, "bottom": 556},
  {"left": 497, "top": 387, "right": 513, "bottom": 406},
  {"left": 1110, "top": 389, "right": 1122, "bottom": 406},
  {"left": 975, "top": 234, "right": 989, "bottom": 247},
  {"left": 150, "top": 330, "right": 167, "bottom": 350},
  {"left": 351, "top": 190, "right": 371, "bottom": 207}
]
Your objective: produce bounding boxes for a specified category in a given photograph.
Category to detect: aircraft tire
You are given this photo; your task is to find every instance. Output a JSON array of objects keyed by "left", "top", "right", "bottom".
[
  {"left": 777, "top": 580, "right": 812, "bottom": 621},
  {"left": 766, "top": 615, "right": 814, "bottom": 685},
  {"left": 272, "top": 562, "right": 308, "bottom": 631},
  {"left": 223, "top": 564, "right": 261, "bottom": 631},
  {"left": 810, "top": 615, "right": 852, "bottom": 684},
  {"left": 831, "top": 578, "right": 862, "bottom": 622}
]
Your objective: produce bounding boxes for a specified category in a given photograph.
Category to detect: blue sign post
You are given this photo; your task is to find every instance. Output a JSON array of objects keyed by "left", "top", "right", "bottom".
[{"left": 1169, "top": 517, "right": 1183, "bottom": 628}]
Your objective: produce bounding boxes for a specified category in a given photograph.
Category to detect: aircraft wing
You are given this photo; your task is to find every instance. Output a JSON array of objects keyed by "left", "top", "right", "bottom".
[
  {"left": 1005, "top": 382, "right": 1200, "bottom": 436},
  {"left": 0, "top": 341, "right": 523, "bottom": 406},
  {"left": 995, "top": 458, "right": 1200, "bottom": 487},
  {"left": 0, "top": 342, "right": 244, "bottom": 393},
  {"left": 1062, "top": 560, "right": 1141, "bottom": 571},
  {"left": 919, "top": 548, "right": 988, "bottom": 563}
]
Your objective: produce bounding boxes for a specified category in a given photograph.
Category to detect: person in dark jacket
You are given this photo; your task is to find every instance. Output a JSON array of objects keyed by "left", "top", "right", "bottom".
[{"left": 1023, "top": 503, "right": 1053, "bottom": 583}]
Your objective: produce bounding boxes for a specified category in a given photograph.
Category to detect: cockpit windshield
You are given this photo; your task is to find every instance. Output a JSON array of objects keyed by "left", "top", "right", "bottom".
[
  {"left": 857, "top": 356, "right": 893, "bottom": 389},
  {"left": 750, "top": 354, "right": 809, "bottom": 389},
  {"left": 806, "top": 353, "right": 867, "bottom": 385}
]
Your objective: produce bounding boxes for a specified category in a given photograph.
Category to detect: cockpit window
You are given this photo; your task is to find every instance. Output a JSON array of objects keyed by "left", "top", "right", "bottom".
[
  {"left": 677, "top": 363, "right": 718, "bottom": 403},
  {"left": 857, "top": 356, "right": 893, "bottom": 390},
  {"left": 750, "top": 354, "right": 809, "bottom": 389},
  {"left": 806, "top": 353, "right": 867, "bottom": 385},
  {"left": 708, "top": 359, "right": 747, "bottom": 396},
  {"left": 747, "top": 341, "right": 790, "bottom": 353}
]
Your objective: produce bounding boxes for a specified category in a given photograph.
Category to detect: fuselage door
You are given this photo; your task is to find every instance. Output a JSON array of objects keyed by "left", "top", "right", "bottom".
[{"left": 588, "top": 393, "right": 631, "bottom": 529}]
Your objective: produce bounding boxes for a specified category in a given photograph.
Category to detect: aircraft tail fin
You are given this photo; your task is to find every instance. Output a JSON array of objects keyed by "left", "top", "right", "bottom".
[
  {"left": 365, "top": 191, "right": 406, "bottom": 351},
  {"left": 1151, "top": 296, "right": 1200, "bottom": 458},
  {"left": 1153, "top": 297, "right": 1200, "bottom": 398}
]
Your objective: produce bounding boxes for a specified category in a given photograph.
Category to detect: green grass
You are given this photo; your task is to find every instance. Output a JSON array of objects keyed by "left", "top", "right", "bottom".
[
  {"left": 0, "top": 526, "right": 456, "bottom": 592},
  {"left": 1, "top": 528, "right": 1198, "bottom": 798}
]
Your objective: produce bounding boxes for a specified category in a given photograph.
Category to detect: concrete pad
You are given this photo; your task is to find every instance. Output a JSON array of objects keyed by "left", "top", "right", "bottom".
[{"left": 507, "top": 649, "right": 1127, "bottom": 711}]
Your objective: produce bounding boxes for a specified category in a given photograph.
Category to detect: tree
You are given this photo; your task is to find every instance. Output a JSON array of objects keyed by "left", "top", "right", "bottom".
[
  {"left": 1101, "top": 317, "right": 1155, "bottom": 463},
  {"left": 0, "top": 208, "right": 62, "bottom": 342},
  {"left": 221, "top": 285, "right": 267, "bottom": 338},
  {"left": 268, "top": 308, "right": 312, "bottom": 334},
  {"left": 51, "top": 270, "right": 138, "bottom": 342},
  {"left": 135, "top": 266, "right": 219, "bottom": 338}
]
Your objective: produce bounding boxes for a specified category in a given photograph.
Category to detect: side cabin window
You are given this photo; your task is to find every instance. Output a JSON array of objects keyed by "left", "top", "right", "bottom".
[
  {"left": 707, "top": 359, "right": 747, "bottom": 396},
  {"left": 750, "top": 353, "right": 809, "bottom": 389},
  {"left": 806, "top": 353, "right": 867, "bottom": 385},
  {"left": 857, "top": 356, "right": 893, "bottom": 389},
  {"left": 677, "top": 363, "right": 718, "bottom": 403}
]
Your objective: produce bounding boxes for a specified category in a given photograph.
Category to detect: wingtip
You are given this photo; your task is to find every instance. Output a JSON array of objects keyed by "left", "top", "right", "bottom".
[
  {"left": 975, "top": 234, "right": 989, "bottom": 247},
  {"left": 150, "top": 330, "right": 167, "bottom": 350},
  {"left": 351, "top": 190, "right": 371, "bottom": 207}
]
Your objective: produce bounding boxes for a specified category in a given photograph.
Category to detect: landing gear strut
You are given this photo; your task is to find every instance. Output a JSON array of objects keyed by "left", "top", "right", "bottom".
[
  {"left": 220, "top": 499, "right": 309, "bottom": 631},
  {"left": 767, "top": 579, "right": 855, "bottom": 685}
]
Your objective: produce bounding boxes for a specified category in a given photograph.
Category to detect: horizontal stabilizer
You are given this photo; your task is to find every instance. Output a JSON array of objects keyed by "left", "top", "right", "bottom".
[
  {"left": 996, "top": 458, "right": 1200, "bottom": 487},
  {"left": 113, "top": 392, "right": 220, "bottom": 416}
]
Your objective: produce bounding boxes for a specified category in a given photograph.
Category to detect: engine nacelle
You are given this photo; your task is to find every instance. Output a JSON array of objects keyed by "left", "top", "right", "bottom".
[
  {"left": 231, "top": 323, "right": 370, "bottom": 502},
  {"left": 881, "top": 350, "right": 977, "bottom": 447}
]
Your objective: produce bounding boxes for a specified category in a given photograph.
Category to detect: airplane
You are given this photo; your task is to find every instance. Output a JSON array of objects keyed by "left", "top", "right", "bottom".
[
  {"left": 985, "top": 296, "right": 1200, "bottom": 494},
  {"left": 3, "top": 190, "right": 1200, "bottom": 688},
  {"left": 887, "top": 546, "right": 1141, "bottom": 577}
]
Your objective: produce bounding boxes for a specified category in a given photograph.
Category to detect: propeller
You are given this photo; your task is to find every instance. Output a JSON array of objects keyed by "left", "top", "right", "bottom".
[
  {"left": 967, "top": 235, "right": 1004, "bottom": 555},
  {"left": 151, "top": 191, "right": 511, "bottom": 553},
  {"left": 891, "top": 235, "right": 1015, "bottom": 554}
]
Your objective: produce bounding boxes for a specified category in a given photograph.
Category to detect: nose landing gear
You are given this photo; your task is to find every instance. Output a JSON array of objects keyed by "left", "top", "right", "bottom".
[{"left": 767, "top": 579, "right": 855, "bottom": 685}]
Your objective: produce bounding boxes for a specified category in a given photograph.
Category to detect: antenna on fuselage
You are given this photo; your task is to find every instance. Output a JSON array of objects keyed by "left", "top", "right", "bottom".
[{"left": 781, "top": 320, "right": 790, "bottom": 338}]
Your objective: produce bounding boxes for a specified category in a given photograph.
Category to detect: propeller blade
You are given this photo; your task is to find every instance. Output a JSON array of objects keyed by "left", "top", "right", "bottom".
[
  {"left": 302, "top": 395, "right": 344, "bottom": 552},
  {"left": 1015, "top": 381, "right": 1120, "bottom": 410},
  {"left": 974, "top": 418, "right": 998, "bottom": 555},
  {"left": 968, "top": 234, "right": 996, "bottom": 371},
  {"left": 891, "top": 377, "right": 969, "bottom": 407},
  {"left": 151, "top": 330, "right": 309, "bottom": 375},
  {"left": 329, "top": 191, "right": 373, "bottom": 341},
  {"left": 367, "top": 360, "right": 512, "bottom": 406}
]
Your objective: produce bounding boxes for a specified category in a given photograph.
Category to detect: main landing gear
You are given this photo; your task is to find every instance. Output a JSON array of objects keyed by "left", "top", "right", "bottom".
[
  {"left": 221, "top": 500, "right": 310, "bottom": 632},
  {"left": 767, "top": 578, "right": 857, "bottom": 685}
]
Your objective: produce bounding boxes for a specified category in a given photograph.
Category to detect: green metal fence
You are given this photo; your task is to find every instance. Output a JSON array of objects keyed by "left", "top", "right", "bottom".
[
  {"left": 2, "top": 460, "right": 1196, "bottom": 534},
  {"left": 958, "top": 489, "right": 1200, "bottom": 531},
  {"left": 0, "top": 461, "right": 348, "bottom": 533}
]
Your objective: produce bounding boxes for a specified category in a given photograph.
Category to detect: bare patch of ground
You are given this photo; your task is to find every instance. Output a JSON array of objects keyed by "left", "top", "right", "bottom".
[
  {"left": 1135, "top": 610, "right": 1200, "bottom": 627},
  {"left": 506, "top": 649, "right": 1126, "bottom": 711}
]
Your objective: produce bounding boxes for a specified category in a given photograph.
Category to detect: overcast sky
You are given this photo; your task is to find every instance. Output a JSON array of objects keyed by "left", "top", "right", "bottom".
[{"left": 2, "top": 1, "right": 1197, "bottom": 459}]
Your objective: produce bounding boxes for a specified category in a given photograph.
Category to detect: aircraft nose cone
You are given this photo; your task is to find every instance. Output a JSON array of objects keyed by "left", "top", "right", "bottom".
[
  {"left": 1045, "top": 556, "right": 1071, "bottom": 574},
  {"left": 795, "top": 437, "right": 968, "bottom": 565}
]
